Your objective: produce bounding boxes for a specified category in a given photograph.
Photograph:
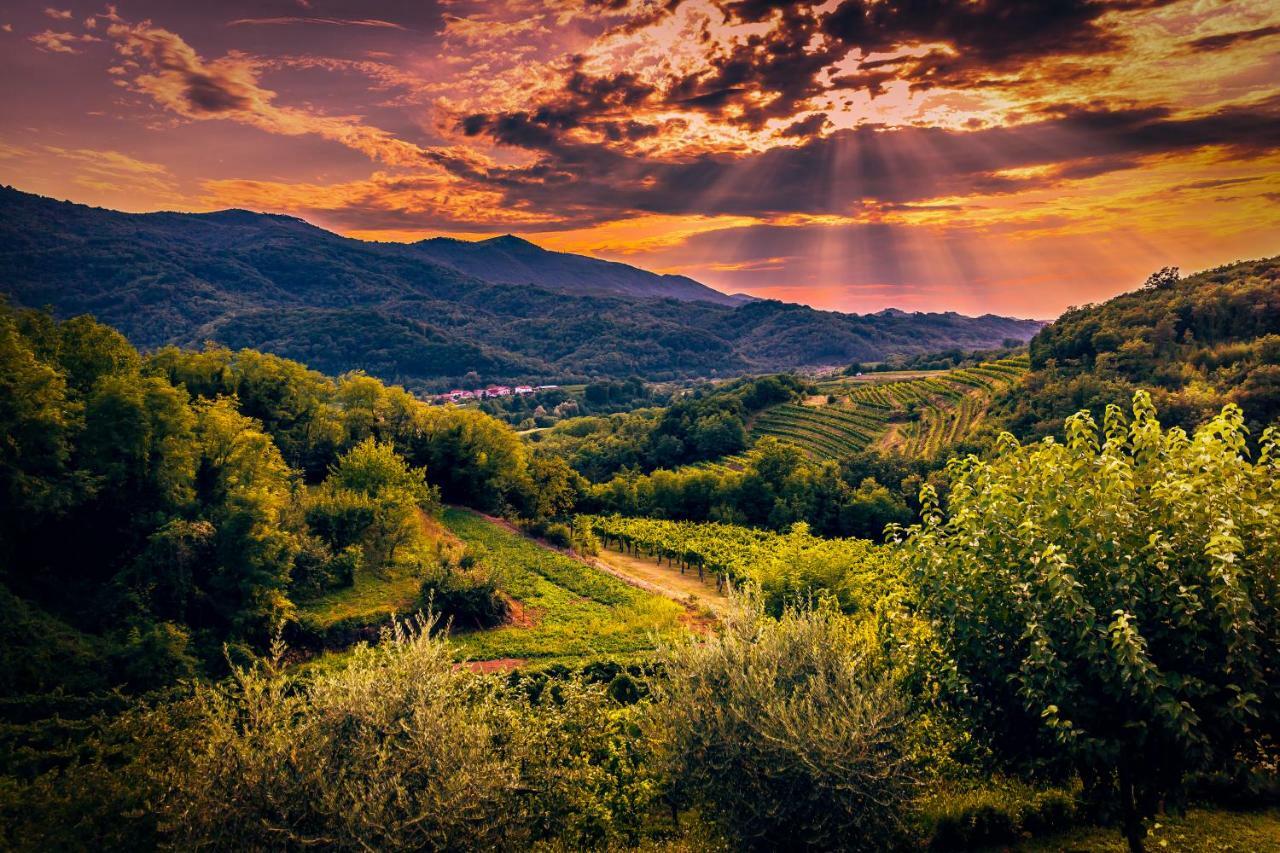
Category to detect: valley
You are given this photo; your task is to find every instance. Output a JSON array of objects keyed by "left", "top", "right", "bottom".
[
  {"left": 3, "top": 0, "right": 1279, "bottom": 845},
  {"left": 2, "top": 256, "right": 1278, "bottom": 852}
]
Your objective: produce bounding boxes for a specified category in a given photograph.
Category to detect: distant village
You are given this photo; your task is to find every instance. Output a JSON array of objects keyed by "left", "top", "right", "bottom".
[{"left": 430, "top": 384, "right": 558, "bottom": 404}]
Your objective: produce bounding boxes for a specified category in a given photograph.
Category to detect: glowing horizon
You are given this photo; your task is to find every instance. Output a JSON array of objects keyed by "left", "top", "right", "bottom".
[{"left": 2, "top": 0, "right": 1278, "bottom": 319}]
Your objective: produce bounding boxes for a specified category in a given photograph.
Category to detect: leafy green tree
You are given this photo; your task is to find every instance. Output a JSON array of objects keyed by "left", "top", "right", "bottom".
[
  {"left": 194, "top": 399, "right": 300, "bottom": 636},
  {"left": 899, "top": 392, "right": 1280, "bottom": 851},
  {"left": 0, "top": 308, "right": 79, "bottom": 524},
  {"left": 407, "top": 406, "right": 528, "bottom": 511},
  {"left": 690, "top": 411, "right": 747, "bottom": 458},
  {"left": 322, "top": 438, "right": 436, "bottom": 571},
  {"left": 51, "top": 314, "right": 141, "bottom": 394},
  {"left": 519, "top": 452, "right": 582, "bottom": 520}
]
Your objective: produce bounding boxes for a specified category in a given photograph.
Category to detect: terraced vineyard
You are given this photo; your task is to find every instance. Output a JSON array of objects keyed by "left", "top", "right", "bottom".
[{"left": 747, "top": 355, "right": 1029, "bottom": 461}]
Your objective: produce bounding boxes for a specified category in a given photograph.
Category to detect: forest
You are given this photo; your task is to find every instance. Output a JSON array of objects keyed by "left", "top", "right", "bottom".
[{"left": 1, "top": 257, "right": 1279, "bottom": 853}]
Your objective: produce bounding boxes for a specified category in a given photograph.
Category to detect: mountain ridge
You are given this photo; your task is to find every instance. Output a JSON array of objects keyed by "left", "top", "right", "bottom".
[
  {"left": 409, "top": 232, "right": 747, "bottom": 305},
  {"left": 0, "top": 185, "right": 1044, "bottom": 389}
]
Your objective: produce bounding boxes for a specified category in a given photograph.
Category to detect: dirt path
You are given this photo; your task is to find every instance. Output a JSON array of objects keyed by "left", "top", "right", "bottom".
[
  {"left": 462, "top": 508, "right": 725, "bottom": 628},
  {"left": 591, "top": 547, "right": 730, "bottom": 617}
]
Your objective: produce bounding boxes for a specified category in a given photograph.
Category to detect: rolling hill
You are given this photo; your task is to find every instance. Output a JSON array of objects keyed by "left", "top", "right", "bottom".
[
  {"left": 0, "top": 186, "right": 1043, "bottom": 389},
  {"left": 411, "top": 234, "right": 746, "bottom": 305},
  {"left": 1001, "top": 257, "right": 1280, "bottom": 438}
]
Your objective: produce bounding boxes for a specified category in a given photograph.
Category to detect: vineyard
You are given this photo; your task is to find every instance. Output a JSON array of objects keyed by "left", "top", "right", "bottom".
[
  {"left": 746, "top": 355, "right": 1029, "bottom": 461},
  {"left": 444, "top": 509, "right": 686, "bottom": 663},
  {"left": 583, "top": 514, "right": 900, "bottom": 612}
]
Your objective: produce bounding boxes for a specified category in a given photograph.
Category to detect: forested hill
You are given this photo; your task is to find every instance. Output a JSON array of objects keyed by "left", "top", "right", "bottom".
[
  {"left": 411, "top": 233, "right": 746, "bottom": 305},
  {"left": 0, "top": 186, "right": 1042, "bottom": 389},
  {"left": 997, "top": 257, "right": 1280, "bottom": 438}
]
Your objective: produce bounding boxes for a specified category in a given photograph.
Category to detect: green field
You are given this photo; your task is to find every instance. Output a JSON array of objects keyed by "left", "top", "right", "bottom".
[{"left": 442, "top": 508, "right": 687, "bottom": 663}]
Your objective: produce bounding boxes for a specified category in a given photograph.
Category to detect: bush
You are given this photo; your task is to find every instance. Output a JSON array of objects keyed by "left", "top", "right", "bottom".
[
  {"left": 922, "top": 781, "right": 1080, "bottom": 850},
  {"left": 290, "top": 537, "right": 361, "bottom": 599},
  {"left": 652, "top": 596, "right": 916, "bottom": 851},
  {"left": 418, "top": 565, "right": 507, "bottom": 630},
  {"left": 522, "top": 517, "right": 599, "bottom": 555}
]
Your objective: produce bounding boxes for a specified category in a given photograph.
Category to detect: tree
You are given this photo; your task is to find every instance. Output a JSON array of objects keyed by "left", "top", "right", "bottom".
[
  {"left": 899, "top": 392, "right": 1280, "bottom": 852},
  {"left": 519, "top": 453, "right": 582, "bottom": 520},
  {"left": 194, "top": 399, "right": 301, "bottom": 636},
  {"left": 0, "top": 308, "right": 79, "bottom": 525},
  {"left": 322, "top": 438, "right": 436, "bottom": 572},
  {"left": 1140, "top": 266, "right": 1180, "bottom": 291}
]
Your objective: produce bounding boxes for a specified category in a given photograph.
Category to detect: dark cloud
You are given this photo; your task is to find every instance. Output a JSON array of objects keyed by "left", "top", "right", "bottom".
[
  {"left": 184, "top": 72, "right": 253, "bottom": 112},
  {"left": 780, "top": 113, "right": 830, "bottom": 137},
  {"left": 444, "top": 98, "right": 1280, "bottom": 225},
  {"left": 458, "top": 0, "right": 1192, "bottom": 165},
  {"left": 820, "top": 0, "right": 1177, "bottom": 89},
  {"left": 1186, "top": 24, "right": 1280, "bottom": 52}
]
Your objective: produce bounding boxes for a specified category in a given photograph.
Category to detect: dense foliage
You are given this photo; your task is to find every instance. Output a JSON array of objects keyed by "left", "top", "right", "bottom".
[
  {"left": 900, "top": 392, "right": 1280, "bottom": 850},
  {"left": 654, "top": 601, "right": 915, "bottom": 850},
  {"left": 581, "top": 438, "right": 915, "bottom": 540},
  {"left": 0, "top": 305, "right": 569, "bottom": 688},
  {"left": 532, "top": 374, "right": 807, "bottom": 478},
  {"left": 2, "top": 619, "right": 664, "bottom": 850},
  {"left": 4, "top": 266, "right": 1279, "bottom": 850}
]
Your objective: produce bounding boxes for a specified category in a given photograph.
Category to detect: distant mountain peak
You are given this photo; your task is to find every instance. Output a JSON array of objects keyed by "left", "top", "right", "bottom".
[
  {"left": 0, "top": 186, "right": 1047, "bottom": 388},
  {"left": 481, "top": 234, "right": 538, "bottom": 249},
  {"left": 408, "top": 231, "right": 748, "bottom": 306}
]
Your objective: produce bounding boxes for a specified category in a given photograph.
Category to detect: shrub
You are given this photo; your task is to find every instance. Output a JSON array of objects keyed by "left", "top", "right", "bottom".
[
  {"left": 922, "top": 781, "right": 1079, "bottom": 850},
  {"left": 418, "top": 563, "right": 507, "bottom": 630},
  {"left": 290, "top": 537, "right": 360, "bottom": 599},
  {"left": 652, "top": 596, "right": 916, "bottom": 851}
]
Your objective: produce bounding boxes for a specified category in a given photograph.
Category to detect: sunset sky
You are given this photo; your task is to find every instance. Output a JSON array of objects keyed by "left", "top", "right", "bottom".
[{"left": 1, "top": 0, "right": 1277, "bottom": 318}]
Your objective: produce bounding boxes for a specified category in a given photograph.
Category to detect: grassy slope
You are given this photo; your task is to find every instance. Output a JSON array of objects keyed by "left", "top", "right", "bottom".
[
  {"left": 293, "top": 510, "right": 450, "bottom": 632},
  {"left": 443, "top": 508, "right": 686, "bottom": 663}
]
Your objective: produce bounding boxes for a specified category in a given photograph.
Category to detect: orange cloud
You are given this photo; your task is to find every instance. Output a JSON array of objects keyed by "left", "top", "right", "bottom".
[
  {"left": 30, "top": 29, "right": 99, "bottom": 53},
  {"left": 107, "top": 20, "right": 434, "bottom": 167}
]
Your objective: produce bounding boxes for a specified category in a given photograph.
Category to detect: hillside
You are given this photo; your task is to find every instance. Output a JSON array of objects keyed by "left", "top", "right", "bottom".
[
  {"left": 724, "top": 357, "right": 1029, "bottom": 465},
  {"left": 999, "top": 258, "right": 1280, "bottom": 439},
  {"left": 412, "top": 234, "right": 745, "bottom": 305},
  {"left": 0, "top": 187, "right": 1043, "bottom": 389}
]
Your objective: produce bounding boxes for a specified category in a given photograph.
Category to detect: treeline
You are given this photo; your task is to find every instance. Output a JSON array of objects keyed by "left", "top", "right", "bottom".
[
  {"left": 528, "top": 373, "right": 939, "bottom": 540},
  {"left": 581, "top": 439, "right": 922, "bottom": 541},
  {"left": 531, "top": 374, "right": 806, "bottom": 480},
  {"left": 0, "top": 304, "right": 576, "bottom": 687},
  {"left": 1000, "top": 258, "right": 1280, "bottom": 439},
  {"left": 845, "top": 341, "right": 1026, "bottom": 374}
]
